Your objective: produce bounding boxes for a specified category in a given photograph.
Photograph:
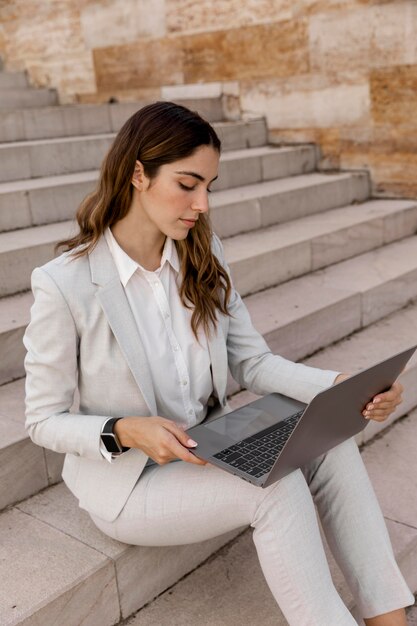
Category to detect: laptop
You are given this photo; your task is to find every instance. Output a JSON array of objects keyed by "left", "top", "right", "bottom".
[{"left": 186, "top": 345, "right": 416, "bottom": 487}]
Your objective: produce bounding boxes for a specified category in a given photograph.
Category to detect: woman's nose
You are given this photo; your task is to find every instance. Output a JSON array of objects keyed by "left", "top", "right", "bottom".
[{"left": 191, "top": 190, "right": 210, "bottom": 213}]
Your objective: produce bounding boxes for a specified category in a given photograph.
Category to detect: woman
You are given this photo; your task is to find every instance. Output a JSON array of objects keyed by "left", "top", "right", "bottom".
[{"left": 23, "top": 102, "right": 413, "bottom": 625}]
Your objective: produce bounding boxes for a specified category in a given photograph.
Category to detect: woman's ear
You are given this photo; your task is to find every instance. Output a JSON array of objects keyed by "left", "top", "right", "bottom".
[{"left": 131, "top": 160, "right": 148, "bottom": 191}]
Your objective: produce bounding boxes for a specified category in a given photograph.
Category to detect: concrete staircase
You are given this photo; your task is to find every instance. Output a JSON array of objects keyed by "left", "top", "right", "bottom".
[
  {"left": 0, "top": 70, "right": 58, "bottom": 110},
  {"left": 0, "top": 72, "right": 416, "bottom": 625}
]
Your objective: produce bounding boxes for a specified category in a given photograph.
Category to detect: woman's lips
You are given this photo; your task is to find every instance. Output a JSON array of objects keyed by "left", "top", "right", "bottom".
[{"left": 180, "top": 218, "right": 197, "bottom": 227}]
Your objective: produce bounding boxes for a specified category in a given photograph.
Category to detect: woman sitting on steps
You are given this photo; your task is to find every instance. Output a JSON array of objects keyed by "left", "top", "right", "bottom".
[{"left": 23, "top": 101, "right": 414, "bottom": 625}]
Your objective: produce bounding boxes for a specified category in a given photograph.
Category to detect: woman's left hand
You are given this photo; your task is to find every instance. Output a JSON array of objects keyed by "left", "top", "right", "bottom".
[{"left": 333, "top": 373, "right": 404, "bottom": 422}]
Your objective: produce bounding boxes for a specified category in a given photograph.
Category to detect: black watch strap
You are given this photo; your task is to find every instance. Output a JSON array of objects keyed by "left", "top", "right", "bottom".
[{"left": 101, "top": 417, "right": 130, "bottom": 454}]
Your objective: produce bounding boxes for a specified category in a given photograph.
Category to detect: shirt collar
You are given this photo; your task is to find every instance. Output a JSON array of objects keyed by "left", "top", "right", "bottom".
[{"left": 104, "top": 228, "right": 179, "bottom": 287}]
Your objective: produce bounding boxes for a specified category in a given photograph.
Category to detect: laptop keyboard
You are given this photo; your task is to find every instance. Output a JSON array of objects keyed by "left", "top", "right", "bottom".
[{"left": 213, "top": 410, "right": 304, "bottom": 479}]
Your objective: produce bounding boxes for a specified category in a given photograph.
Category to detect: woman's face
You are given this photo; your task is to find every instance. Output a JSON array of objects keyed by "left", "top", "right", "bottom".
[{"left": 132, "top": 144, "right": 220, "bottom": 241}]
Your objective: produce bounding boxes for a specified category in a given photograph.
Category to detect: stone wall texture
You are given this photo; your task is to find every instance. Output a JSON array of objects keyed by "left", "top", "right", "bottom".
[{"left": 1, "top": 0, "right": 417, "bottom": 195}]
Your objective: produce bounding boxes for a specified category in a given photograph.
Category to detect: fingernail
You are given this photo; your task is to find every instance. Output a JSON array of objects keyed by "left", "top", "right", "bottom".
[
  {"left": 187, "top": 438, "right": 198, "bottom": 447},
  {"left": 374, "top": 398, "right": 381, "bottom": 403}
]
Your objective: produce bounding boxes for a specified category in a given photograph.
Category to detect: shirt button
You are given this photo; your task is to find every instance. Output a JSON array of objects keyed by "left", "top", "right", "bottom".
[
  {"left": 164, "top": 312, "right": 170, "bottom": 319},
  {"left": 153, "top": 281, "right": 159, "bottom": 287},
  {"left": 182, "top": 380, "right": 188, "bottom": 386},
  {"left": 188, "top": 409, "right": 194, "bottom": 416},
  {"left": 173, "top": 345, "right": 179, "bottom": 351}
]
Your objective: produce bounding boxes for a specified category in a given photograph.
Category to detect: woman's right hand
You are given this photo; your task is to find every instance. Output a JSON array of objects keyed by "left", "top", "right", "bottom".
[{"left": 114, "top": 416, "right": 207, "bottom": 466}]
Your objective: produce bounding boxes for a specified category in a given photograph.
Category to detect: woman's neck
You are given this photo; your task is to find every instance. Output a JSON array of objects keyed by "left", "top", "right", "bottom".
[{"left": 110, "top": 214, "right": 166, "bottom": 272}]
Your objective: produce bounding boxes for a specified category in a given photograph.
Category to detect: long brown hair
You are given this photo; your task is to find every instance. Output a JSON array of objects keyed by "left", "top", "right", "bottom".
[{"left": 58, "top": 101, "right": 231, "bottom": 337}]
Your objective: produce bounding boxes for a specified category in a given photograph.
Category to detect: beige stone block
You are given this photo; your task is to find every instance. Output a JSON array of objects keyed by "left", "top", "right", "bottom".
[
  {"left": 109, "top": 102, "right": 146, "bottom": 131},
  {"left": 0, "top": 109, "right": 24, "bottom": 142},
  {"left": 260, "top": 172, "right": 369, "bottom": 228},
  {"left": 28, "top": 135, "right": 113, "bottom": 179},
  {"left": 339, "top": 148, "right": 417, "bottom": 199},
  {"left": 0, "top": 189, "right": 32, "bottom": 232},
  {"left": 183, "top": 20, "right": 309, "bottom": 83},
  {"left": 161, "top": 81, "right": 224, "bottom": 100},
  {"left": 44, "top": 448, "right": 65, "bottom": 485},
  {"left": 228, "top": 241, "right": 311, "bottom": 297},
  {"left": 0, "top": 292, "right": 32, "bottom": 385},
  {"left": 383, "top": 204, "right": 417, "bottom": 243},
  {"left": 30, "top": 178, "right": 95, "bottom": 226},
  {"left": 0, "top": 417, "right": 48, "bottom": 510},
  {"left": 94, "top": 38, "right": 184, "bottom": 90},
  {"left": 0, "top": 378, "right": 25, "bottom": 423},
  {"left": 244, "top": 272, "right": 361, "bottom": 361},
  {"left": 0, "top": 145, "right": 31, "bottom": 183},
  {"left": 80, "top": 0, "right": 166, "bottom": 48},
  {"left": 0, "top": 326, "right": 27, "bottom": 385},
  {"left": 214, "top": 151, "right": 263, "bottom": 191},
  {"left": 362, "top": 268, "right": 417, "bottom": 327},
  {"left": 304, "top": 300, "right": 417, "bottom": 376},
  {"left": 166, "top": 0, "right": 292, "bottom": 34},
  {"left": 0, "top": 509, "right": 118, "bottom": 626},
  {"left": 361, "top": 411, "right": 417, "bottom": 529},
  {"left": 309, "top": 3, "right": 417, "bottom": 75},
  {"left": 210, "top": 197, "right": 262, "bottom": 238},
  {"left": 241, "top": 79, "right": 370, "bottom": 129},
  {"left": 311, "top": 218, "right": 385, "bottom": 270},
  {"left": 371, "top": 64, "right": 417, "bottom": 126},
  {"left": 77, "top": 87, "right": 161, "bottom": 105}
]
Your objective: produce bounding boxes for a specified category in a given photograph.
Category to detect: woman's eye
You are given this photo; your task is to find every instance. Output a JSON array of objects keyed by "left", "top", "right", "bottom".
[{"left": 179, "top": 182, "right": 195, "bottom": 191}]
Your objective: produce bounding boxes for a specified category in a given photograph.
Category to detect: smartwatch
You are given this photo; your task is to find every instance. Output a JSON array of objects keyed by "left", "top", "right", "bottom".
[{"left": 100, "top": 418, "right": 130, "bottom": 454}]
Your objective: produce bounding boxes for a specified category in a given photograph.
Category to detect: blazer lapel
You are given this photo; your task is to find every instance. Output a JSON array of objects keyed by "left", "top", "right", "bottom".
[
  {"left": 207, "top": 319, "right": 228, "bottom": 406},
  {"left": 89, "top": 237, "right": 157, "bottom": 415}
]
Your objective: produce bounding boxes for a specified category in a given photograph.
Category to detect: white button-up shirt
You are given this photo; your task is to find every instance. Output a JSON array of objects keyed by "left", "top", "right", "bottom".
[{"left": 100, "top": 227, "right": 214, "bottom": 461}]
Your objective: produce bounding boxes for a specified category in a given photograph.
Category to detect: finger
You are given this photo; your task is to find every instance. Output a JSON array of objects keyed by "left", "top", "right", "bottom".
[
  {"left": 366, "top": 413, "right": 391, "bottom": 422},
  {"left": 167, "top": 438, "right": 207, "bottom": 465},
  {"left": 364, "top": 408, "right": 393, "bottom": 418},
  {"left": 364, "top": 398, "right": 402, "bottom": 412},
  {"left": 163, "top": 420, "right": 199, "bottom": 449}
]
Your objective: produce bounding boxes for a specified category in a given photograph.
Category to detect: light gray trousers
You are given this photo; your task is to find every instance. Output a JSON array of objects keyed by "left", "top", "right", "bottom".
[{"left": 91, "top": 437, "right": 414, "bottom": 625}]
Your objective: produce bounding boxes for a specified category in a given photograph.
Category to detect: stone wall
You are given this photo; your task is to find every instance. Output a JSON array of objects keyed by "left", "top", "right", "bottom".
[{"left": 1, "top": 0, "right": 417, "bottom": 195}]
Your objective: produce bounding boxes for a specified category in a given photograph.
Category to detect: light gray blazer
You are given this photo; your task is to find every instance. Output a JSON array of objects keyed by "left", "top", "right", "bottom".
[{"left": 23, "top": 234, "right": 338, "bottom": 522}]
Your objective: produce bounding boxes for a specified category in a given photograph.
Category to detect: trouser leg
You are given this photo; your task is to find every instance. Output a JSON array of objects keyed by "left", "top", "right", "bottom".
[
  {"left": 302, "top": 437, "right": 414, "bottom": 618},
  {"left": 90, "top": 461, "right": 356, "bottom": 625}
]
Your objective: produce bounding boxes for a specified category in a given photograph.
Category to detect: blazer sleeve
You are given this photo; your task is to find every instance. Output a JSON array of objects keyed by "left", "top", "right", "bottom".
[
  {"left": 211, "top": 234, "right": 340, "bottom": 404},
  {"left": 23, "top": 267, "right": 109, "bottom": 462}
]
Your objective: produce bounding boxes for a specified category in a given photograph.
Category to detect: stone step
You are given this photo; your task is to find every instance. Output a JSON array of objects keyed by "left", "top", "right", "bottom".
[
  {"left": 211, "top": 171, "right": 370, "bottom": 238},
  {"left": 0, "top": 111, "right": 265, "bottom": 150},
  {"left": 0, "top": 97, "right": 227, "bottom": 144},
  {"left": 76, "top": 89, "right": 228, "bottom": 123},
  {"left": 0, "top": 168, "right": 368, "bottom": 235},
  {"left": 0, "top": 88, "right": 58, "bottom": 110},
  {"left": 243, "top": 234, "right": 417, "bottom": 372},
  {"left": 1, "top": 402, "right": 416, "bottom": 625},
  {"left": 2, "top": 238, "right": 417, "bottom": 510},
  {"left": 1, "top": 196, "right": 411, "bottom": 300},
  {"left": 122, "top": 408, "right": 417, "bottom": 626},
  {"left": 0, "top": 137, "right": 313, "bottom": 185},
  {"left": 0, "top": 71, "right": 29, "bottom": 90},
  {"left": 224, "top": 198, "right": 417, "bottom": 296}
]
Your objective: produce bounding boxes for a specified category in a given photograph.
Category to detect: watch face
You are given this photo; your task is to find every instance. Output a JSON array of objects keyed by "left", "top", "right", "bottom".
[{"left": 101, "top": 433, "right": 122, "bottom": 454}]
